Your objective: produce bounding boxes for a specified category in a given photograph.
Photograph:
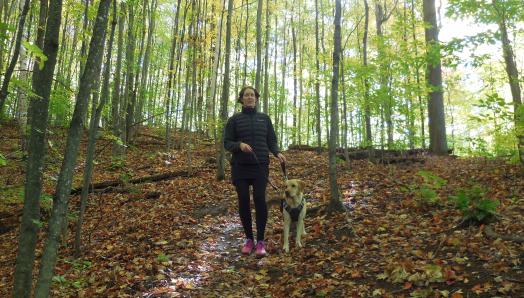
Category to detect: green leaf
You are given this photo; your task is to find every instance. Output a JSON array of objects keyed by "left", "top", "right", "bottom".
[
  {"left": 157, "top": 253, "right": 169, "bottom": 262},
  {"left": 52, "top": 275, "right": 66, "bottom": 284},
  {"left": 22, "top": 41, "right": 48, "bottom": 70},
  {"left": 0, "top": 153, "right": 6, "bottom": 166},
  {"left": 31, "top": 219, "right": 43, "bottom": 229}
]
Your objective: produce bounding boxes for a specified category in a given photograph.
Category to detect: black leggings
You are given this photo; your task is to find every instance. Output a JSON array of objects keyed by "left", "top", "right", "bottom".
[{"left": 234, "top": 178, "right": 268, "bottom": 241}]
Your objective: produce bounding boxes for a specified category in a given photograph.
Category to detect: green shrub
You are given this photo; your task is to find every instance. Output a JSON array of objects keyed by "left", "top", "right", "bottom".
[
  {"left": 411, "top": 171, "right": 447, "bottom": 206},
  {"left": 448, "top": 185, "right": 499, "bottom": 224}
]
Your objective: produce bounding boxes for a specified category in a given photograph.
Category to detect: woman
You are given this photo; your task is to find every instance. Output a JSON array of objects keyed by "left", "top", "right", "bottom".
[{"left": 224, "top": 86, "right": 286, "bottom": 257}]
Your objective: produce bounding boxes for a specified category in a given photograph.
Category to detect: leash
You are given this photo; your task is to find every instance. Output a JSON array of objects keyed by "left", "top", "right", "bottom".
[{"left": 250, "top": 151, "right": 286, "bottom": 191}]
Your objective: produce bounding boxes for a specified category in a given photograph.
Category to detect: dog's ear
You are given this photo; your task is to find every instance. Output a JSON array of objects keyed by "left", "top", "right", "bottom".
[{"left": 298, "top": 180, "right": 305, "bottom": 192}]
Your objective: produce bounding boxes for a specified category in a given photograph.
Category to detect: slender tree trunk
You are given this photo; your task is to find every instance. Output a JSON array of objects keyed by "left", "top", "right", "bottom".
[
  {"left": 314, "top": 0, "right": 322, "bottom": 153},
  {"left": 0, "top": 0, "right": 30, "bottom": 117},
  {"left": 165, "top": 0, "right": 182, "bottom": 149},
  {"left": 16, "top": 4, "right": 32, "bottom": 151},
  {"left": 33, "top": 1, "right": 110, "bottom": 296},
  {"left": 243, "top": 0, "right": 249, "bottom": 85},
  {"left": 262, "top": 0, "right": 270, "bottom": 114},
  {"left": 411, "top": 0, "right": 426, "bottom": 149},
  {"left": 375, "top": 2, "right": 394, "bottom": 148},
  {"left": 363, "top": 0, "right": 372, "bottom": 148},
  {"left": 137, "top": 0, "right": 157, "bottom": 126},
  {"left": 328, "top": 0, "right": 343, "bottom": 213},
  {"left": 216, "top": 0, "right": 233, "bottom": 181},
  {"left": 75, "top": 0, "right": 117, "bottom": 257},
  {"left": 124, "top": 3, "right": 136, "bottom": 145},
  {"left": 292, "top": 13, "right": 297, "bottom": 145},
  {"left": 206, "top": 0, "right": 225, "bottom": 138},
  {"left": 255, "top": 0, "right": 262, "bottom": 91},
  {"left": 423, "top": 0, "right": 447, "bottom": 155},
  {"left": 12, "top": 0, "right": 60, "bottom": 296},
  {"left": 493, "top": 0, "right": 523, "bottom": 165},
  {"left": 112, "top": 1, "right": 125, "bottom": 157}
]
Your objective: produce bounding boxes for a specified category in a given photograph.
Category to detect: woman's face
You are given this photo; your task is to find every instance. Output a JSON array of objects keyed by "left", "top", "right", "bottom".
[{"left": 240, "top": 88, "right": 257, "bottom": 108}]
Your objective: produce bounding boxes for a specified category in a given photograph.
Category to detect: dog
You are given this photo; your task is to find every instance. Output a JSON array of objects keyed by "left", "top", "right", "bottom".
[{"left": 282, "top": 179, "right": 307, "bottom": 253}]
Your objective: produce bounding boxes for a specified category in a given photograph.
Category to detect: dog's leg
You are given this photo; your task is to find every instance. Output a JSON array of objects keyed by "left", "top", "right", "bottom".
[
  {"left": 283, "top": 213, "right": 290, "bottom": 253},
  {"left": 296, "top": 219, "right": 304, "bottom": 248}
]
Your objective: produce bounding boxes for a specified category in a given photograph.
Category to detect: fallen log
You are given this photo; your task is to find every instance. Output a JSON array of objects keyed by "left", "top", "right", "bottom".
[
  {"left": 70, "top": 170, "right": 190, "bottom": 195},
  {"left": 484, "top": 225, "right": 524, "bottom": 243}
]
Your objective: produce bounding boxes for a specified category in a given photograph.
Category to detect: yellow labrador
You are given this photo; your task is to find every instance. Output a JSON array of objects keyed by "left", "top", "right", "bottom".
[{"left": 283, "top": 179, "right": 307, "bottom": 253}]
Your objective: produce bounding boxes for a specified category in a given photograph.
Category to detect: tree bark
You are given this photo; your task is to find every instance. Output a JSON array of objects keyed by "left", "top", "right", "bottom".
[
  {"left": 124, "top": 3, "right": 136, "bottom": 145},
  {"left": 165, "top": 0, "right": 183, "bottom": 150},
  {"left": 327, "top": 0, "right": 344, "bottom": 213},
  {"left": 0, "top": 0, "right": 30, "bottom": 117},
  {"left": 75, "top": 0, "right": 117, "bottom": 257},
  {"left": 315, "top": 0, "right": 322, "bottom": 153},
  {"left": 255, "top": 0, "right": 263, "bottom": 91},
  {"left": 216, "top": 0, "right": 233, "bottom": 181},
  {"left": 33, "top": 1, "right": 111, "bottom": 296},
  {"left": 423, "top": 0, "right": 448, "bottom": 155},
  {"left": 363, "top": 0, "right": 372, "bottom": 148},
  {"left": 12, "top": 0, "right": 60, "bottom": 296},
  {"left": 262, "top": 0, "right": 270, "bottom": 114},
  {"left": 493, "top": 0, "right": 523, "bottom": 165},
  {"left": 112, "top": 1, "right": 125, "bottom": 157}
]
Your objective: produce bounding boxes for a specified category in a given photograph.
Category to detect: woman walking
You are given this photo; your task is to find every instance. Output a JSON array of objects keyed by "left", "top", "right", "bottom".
[{"left": 223, "top": 86, "right": 286, "bottom": 257}]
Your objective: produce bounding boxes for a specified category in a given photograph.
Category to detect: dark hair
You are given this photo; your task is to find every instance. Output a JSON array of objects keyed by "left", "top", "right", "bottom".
[{"left": 237, "top": 86, "right": 260, "bottom": 103}]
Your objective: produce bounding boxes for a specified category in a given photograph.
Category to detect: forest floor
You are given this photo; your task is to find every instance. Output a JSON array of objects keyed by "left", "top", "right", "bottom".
[{"left": 0, "top": 122, "right": 523, "bottom": 297}]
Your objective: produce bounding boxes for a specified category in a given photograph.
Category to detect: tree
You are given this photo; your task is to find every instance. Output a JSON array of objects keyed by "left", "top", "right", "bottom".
[
  {"left": 423, "top": 0, "right": 448, "bottom": 155},
  {"left": 327, "top": 0, "right": 344, "bottom": 213},
  {"left": 33, "top": 0, "right": 111, "bottom": 295},
  {"left": 314, "top": 0, "right": 322, "bottom": 153},
  {"left": 216, "top": 0, "right": 233, "bottom": 181},
  {"left": 448, "top": 0, "right": 524, "bottom": 164},
  {"left": 12, "top": 0, "right": 62, "bottom": 296},
  {"left": 75, "top": 0, "right": 117, "bottom": 257},
  {"left": 0, "top": 0, "right": 30, "bottom": 117},
  {"left": 255, "top": 0, "right": 263, "bottom": 91}
]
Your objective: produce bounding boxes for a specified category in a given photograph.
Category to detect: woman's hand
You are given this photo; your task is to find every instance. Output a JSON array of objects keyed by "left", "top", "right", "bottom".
[
  {"left": 277, "top": 153, "right": 286, "bottom": 164},
  {"left": 239, "top": 142, "right": 253, "bottom": 153}
]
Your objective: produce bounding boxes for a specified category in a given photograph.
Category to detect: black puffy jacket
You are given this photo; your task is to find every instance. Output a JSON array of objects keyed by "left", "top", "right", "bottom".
[{"left": 223, "top": 106, "right": 280, "bottom": 165}]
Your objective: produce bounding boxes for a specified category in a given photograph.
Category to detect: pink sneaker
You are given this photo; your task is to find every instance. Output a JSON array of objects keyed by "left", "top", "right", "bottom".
[
  {"left": 241, "top": 239, "right": 254, "bottom": 254},
  {"left": 255, "top": 241, "right": 267, "bottom": 257}
]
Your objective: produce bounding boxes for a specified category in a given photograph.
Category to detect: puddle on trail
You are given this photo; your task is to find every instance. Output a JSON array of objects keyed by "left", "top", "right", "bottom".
[
  {"left": 342, "top": 180, "right": 372, "bottom": 210},
  {"left": 142, "top": 216, "right": 243, "bottom": 296}
]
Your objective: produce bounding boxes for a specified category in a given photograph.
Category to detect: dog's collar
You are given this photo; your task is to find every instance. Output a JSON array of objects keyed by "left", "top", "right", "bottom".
[{"left": 283, "top": 198, "right": 304, "bottom": 222}]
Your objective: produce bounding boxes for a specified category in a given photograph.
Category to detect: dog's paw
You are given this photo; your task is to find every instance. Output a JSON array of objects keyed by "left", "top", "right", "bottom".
[
  {"left": 295, "top": 241, "right": 302, "bottom": 248},
  {"left": 283, "top": 245, "right": 289, "bottom": 253}
]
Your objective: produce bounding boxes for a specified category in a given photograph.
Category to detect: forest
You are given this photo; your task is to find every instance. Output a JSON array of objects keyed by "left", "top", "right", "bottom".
[{"left": 0, "top": 0, "right": 523, "bottom": 297}]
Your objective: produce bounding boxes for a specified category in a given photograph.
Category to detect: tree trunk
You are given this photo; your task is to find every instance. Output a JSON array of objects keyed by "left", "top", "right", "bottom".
[
  {"left": 262, "top": 0, "right": 270, "bottom": 114},
  {"left": 33, "top": 1, "right": 110, "bottom": 296},
  {"left": 124, "top": 3, "right": 136, "bottom": 145},
  {"left": 16, "top": 3, "right": 32, "bottom": 151},
  {"left": 75, "top": 0, "right": 117, "bottom": 258},
  {"left": 137, "top": 0, "right": 157, "bottom": 126},
  {"left": 314, "top": 0, "right": 322, "bottom": 153},
  {"left": 12, "top": 0, "right": 59, "bottom": 296},
  {"left": 206, "top": 0, "right": 225, "bottom": 138},
  {"left": 292, "top": 13, "right": 297, "bottom": 145},
  {"left": 363, "top": 0, "right": 372, "bottom": 148},
  {"left": 165, "top": 0, "right": 183, "bottom": 150},
  {"left": 112, "top": 1, "right": 125, "bottom": 157},
  {"left": 494, "top": 0, "right": 523, "bottom": 165},
  {"left": 0, "top": 0, "right": 30, "bottom": 117},
  {"left": 411, "top": 0, "right": 426, "bottom": 149},
  {"left": 423, "top": 0, "right": 448, "bottom": 155},
  {"left": 216, "top": 0, "right": 233, "bottom": 181},
  {"left": 328, "top": 0, "right": 344, "bottom": 213},
  {"left": 255, "top": 0, "right": 262, "bottom": 91}
]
